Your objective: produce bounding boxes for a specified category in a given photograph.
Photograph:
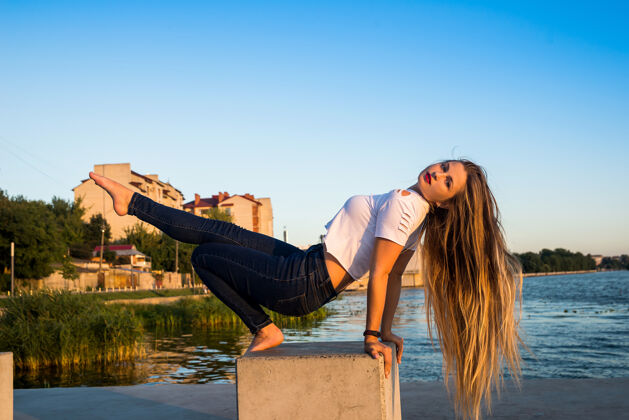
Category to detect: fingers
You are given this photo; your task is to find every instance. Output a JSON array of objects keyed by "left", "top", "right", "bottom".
[
  {"left": 391, "top": 337, "right": 404, "bottom": 365},
  {"left": 365, "top": 343, "right": 394, "bottom": 378},
  {"left": 384, "top": 347, "right": 392, "bottom": 378},
  {"left": 366, "top": 343, "right": 382, "bottom": 360},
  {"left": 382, "top": 335, "right": 404, "bottom": 365},
  {"left": 373, "top": 345, "right": 392, "bottom": 378}
]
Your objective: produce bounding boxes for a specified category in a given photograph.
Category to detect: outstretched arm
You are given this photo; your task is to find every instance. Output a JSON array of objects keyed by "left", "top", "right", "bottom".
[
  {"left": 364, "top": 238, "right": 404, "bottom": 378},
  {"left": 381, "top": 249, "right": 413, "bottom": 332},
  {"left": 380, "top": 249, "right": 414, "bottom": 365}
]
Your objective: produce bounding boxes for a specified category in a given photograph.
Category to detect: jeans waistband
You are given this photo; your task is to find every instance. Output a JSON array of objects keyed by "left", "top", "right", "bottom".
[{"left": 304, "top": 243, "right": 339, "bottom": 308}]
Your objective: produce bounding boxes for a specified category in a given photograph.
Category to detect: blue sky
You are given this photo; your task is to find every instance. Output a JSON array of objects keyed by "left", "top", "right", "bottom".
[{"left": 1, "top": 1, "right": 627, "bottom": 255}]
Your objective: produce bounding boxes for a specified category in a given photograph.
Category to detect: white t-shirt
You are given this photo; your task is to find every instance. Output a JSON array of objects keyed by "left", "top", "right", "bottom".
[{"left": 323, "top": 189, "right": 429, "bottom": 281}]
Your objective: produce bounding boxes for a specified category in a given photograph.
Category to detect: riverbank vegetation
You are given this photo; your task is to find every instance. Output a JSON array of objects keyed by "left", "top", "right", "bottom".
[
  {"left": 0, "top": 290, "right": 331, "bottom": 370},
  {"left": 0, "top": 292, "right": 143, "bottom": 370},
  {"left": 599, "top": 255, "right": 629, "bottom": 270},
  {"left": 515, "top": 248, "right": 597, "bottom": 273},
  {"left": 126, "top": 296, "right": 330, "bottom": 330},
  {"left": 0, "top": 287, "right": 207, "bottom": 307},
  {"left": 91, "top": 287, "right": 206, "bottom": 301}
]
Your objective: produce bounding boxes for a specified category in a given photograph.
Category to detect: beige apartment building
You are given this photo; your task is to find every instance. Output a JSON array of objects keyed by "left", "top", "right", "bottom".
[
  {"left": 183, "top": 192, "right": 273, "bottom": 236},
  {"left": 73, "top": 163, "right": 184, "bottom": 240}
]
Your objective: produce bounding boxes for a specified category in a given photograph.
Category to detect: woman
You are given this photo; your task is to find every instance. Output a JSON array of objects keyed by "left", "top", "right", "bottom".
[{"left": 89, "top": 158, "right": 522, "bottom": 420}]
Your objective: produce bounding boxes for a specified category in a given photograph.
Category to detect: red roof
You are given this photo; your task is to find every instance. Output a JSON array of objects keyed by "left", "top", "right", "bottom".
[
  {"left": 183, "top": 197, "right": 219, "bottom": 209},
  {"left": 234, "top": 194, "right": 262, "bottom": 205},
  {"left": 183, "top": 193, "right": 261, "bottom": 208}
]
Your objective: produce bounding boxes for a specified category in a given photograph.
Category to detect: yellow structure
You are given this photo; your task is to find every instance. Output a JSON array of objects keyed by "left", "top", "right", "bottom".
[
  {"left": 73, "top": 163, "right": 184, "bottom": 240},
  {"left": 184, "top": 192, "right": 273, "bottom": 236}
]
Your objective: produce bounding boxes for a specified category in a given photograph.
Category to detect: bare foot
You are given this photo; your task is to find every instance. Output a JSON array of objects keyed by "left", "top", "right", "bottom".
[
  {"left": 246, "top": 323, "right": 284, "bottom": 353},
  {"left": 89, "top": 171, "right": 135, "bottom": 216}
]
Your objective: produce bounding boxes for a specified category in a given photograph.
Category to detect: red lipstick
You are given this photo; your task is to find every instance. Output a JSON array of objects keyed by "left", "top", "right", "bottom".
[{"left": 424, "top": 172, "right": 431, "bottom": 185}]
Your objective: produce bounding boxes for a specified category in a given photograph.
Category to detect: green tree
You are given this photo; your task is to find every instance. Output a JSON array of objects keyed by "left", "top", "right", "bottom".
[
  {"left": 85, "top": 214, "right": 111, "bottom": 245},
  {"left": 515, "top": 252, "right": 543, "bottom": 273},
  {"left": 0, "top": 190, "right": 66, "bottom": 279},
  {"left": 200, "top": 207, "right": 233, "bottom": 222},
  {"left": 600, "top": 257, "right": 625, "bottom": 270},
  {"left": 0, "top": 273, "right": 9, "bottom": 292},
  {"left": 49, "top": 196, "right": 90, "bottom": 259},
  {"left": 156, "top": 234, "right": 195, "bottom": 273},
  {"left": 61, "top": 254, "right": 79, "bottom": 281},
  {"left": 72, "top": 213, "right": 113, "bottom": 260},
  {"left": 50, "top": 196, "right": 85, "bottom": 244},
  {"left": 119, "top": 223, "right": 160, "bottom": 254},
  {"left": 516, "top": 248, "right": 597, "bottom": 273}
]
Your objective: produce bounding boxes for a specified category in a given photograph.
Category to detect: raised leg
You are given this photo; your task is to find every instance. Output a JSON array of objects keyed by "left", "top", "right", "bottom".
[
  {"left": 89, "top": 172, "right": 301, "bottom": 256},
  {"left": 91, "top": 172, "right": 304, "bottom": 352}
]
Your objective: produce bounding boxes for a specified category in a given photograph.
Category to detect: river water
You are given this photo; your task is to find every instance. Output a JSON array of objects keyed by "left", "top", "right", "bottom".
[{"left": 15, "top": 271, "right": 629, "bottom": 388}]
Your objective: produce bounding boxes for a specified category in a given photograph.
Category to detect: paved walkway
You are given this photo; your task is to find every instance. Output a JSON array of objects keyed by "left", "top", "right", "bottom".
[{"left": 14, "top": 378, "right": 629, "bottom": 419}]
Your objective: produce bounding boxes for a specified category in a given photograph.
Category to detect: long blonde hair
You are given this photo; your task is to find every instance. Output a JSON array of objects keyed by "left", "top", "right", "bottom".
[{"left": 420, "top": 159, "right": 524, "bottom": 420}]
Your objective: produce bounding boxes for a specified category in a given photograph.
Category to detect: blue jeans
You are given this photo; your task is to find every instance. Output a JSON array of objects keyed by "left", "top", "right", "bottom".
[{"left": 127, "top": 192, "right": 339, "bottom": 334}]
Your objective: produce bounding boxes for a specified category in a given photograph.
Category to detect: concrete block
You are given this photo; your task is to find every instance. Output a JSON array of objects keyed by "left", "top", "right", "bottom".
[
  {"left": 0, "top": 352, "right": 12, "bottom": 420},
  {"left": 236, "top": 341, "right": 401, "bottom": 420}
]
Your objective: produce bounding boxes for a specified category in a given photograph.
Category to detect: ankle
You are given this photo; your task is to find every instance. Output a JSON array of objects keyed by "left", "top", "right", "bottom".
[{"left": 257, "top": 323, "right": 280, "bottom": 335}]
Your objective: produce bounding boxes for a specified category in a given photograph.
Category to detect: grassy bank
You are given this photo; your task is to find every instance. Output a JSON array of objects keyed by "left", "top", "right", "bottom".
[
  {"left": 0, "top": 292, "right": 144, "bottom": 370},
  {"left": 91, "top": 287, "right": 206, "bottom": 301},
  {"left": 0, "top": 290, "right": 332, "bottom": 369},
  {"left": 125, "top": 296, "right": 331, "bottom": 330},
  {"left": 0, "top": 287, "right": 207, "bottom": 305}
]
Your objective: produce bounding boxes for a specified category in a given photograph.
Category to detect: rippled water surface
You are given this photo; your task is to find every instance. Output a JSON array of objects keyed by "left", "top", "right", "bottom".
[{"left": 15, "top": 271, "right": 629, "bottom": 387}]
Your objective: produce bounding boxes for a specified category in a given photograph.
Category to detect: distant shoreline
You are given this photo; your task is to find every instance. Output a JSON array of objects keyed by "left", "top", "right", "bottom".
[{"left": 523, "top": 269, "right": 598, "bottom": 278}]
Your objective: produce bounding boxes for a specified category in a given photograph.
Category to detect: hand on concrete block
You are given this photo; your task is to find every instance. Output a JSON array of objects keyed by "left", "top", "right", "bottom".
[
  {"left": 365, "top": 338, "right": 394, "bottom": 378},
  {"left": 380, "top": 331, "right": 404, "bottom": 365}
]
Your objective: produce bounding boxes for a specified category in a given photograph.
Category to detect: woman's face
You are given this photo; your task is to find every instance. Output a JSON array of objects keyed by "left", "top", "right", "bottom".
[{"left": 418, "top": 160, "right": 468, "bottom": 206}]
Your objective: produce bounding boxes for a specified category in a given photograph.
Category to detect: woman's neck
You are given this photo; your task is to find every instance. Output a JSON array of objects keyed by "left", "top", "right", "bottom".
[{"left": 407, "top": 183, "right": 428, "bottom": 202}]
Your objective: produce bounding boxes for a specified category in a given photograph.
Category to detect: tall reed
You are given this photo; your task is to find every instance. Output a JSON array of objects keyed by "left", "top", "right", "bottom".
[
  {"left": 0, "top": 291, "right": 144, "bottom": 369},
  {"left": 125, "top": 296, "right": 332, "bottom": 331},
  {"left": 0, "top": 292, "right": 333, "bottom": 370}
]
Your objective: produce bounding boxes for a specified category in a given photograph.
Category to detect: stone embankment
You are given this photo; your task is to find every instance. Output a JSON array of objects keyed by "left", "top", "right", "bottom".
[
  {"left": 9, "top": 268, "right": 191, "bottom": 294},
  {"left": 523, "top": 269, "right": 597, "bottom": 277},
  {"left": 13, "top": 378, "right": 629, "bottom": 419},
  {"left": 104, "top": 294, "right": 208, "bottom": 305}
]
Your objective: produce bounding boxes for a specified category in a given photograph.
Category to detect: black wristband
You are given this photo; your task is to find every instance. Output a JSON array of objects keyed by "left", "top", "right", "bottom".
[{"left": 363, "top": 329, "right": 381, "bottom": 338}]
